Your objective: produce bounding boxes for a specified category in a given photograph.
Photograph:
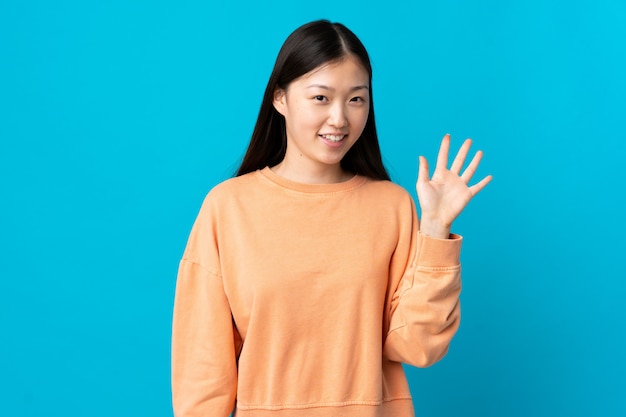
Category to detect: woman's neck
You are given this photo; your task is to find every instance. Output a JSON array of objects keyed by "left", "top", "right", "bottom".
[{"left": 270, "top": 160, "right": 353, "bottom": 184}]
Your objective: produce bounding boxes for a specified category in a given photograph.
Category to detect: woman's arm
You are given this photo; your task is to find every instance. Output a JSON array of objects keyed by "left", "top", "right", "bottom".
[
  {"left": 383, "top": 134, "right": 490, "bottom": 367},
  {"left": 172, "top": 196, "right": 239, "bottom": 417},
  {"left": 172, "top": 260, "right": 239, "bottom": 417},
  {"left": 383, "top": 227, "right": 462, "bottom": 367}
]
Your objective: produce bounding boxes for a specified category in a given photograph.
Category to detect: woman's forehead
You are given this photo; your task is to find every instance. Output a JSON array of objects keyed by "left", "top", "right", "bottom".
[{"left": 295, "top": 56, "right": 369, "bottom": 86}]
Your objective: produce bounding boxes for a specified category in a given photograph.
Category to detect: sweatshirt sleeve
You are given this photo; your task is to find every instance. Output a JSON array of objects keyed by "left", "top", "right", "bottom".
[
  {"left": 383, "top": 199, "right": 463, "bottom": 368},
  {"left": 171, "top": 195, "right": 240, "bottom": 417}
]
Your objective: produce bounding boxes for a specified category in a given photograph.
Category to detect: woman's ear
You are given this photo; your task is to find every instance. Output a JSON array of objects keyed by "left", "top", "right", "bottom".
[{"left": 273, "top": 89, "right": 287, "bottom": 116}]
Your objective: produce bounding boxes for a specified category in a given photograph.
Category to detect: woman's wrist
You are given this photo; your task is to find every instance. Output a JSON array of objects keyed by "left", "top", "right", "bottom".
[{"left": 419, "top": 216, "right": 451, "bottom": 239}]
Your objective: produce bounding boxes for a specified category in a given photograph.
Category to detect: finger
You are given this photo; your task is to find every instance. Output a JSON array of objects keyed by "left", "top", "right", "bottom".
[
  {"left": 450, "top": 138, "right": 472, "bottom": 175},
  {"left": 469, "top": 175, "right": 493, "bottom": 196},
  {"left": 460, "top": 150, "right": 483, "bottom": 183},
  {"left": 435, "top": 134, "right": 451, "bottom": 173},
  {"left": 417, "top": 155, "right": 430, "bottom": 186}
]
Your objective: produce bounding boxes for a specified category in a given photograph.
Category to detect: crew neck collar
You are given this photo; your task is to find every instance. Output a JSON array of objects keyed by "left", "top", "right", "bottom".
[{"left": 257, "top": 166, "right": 367, "bottom": 194}]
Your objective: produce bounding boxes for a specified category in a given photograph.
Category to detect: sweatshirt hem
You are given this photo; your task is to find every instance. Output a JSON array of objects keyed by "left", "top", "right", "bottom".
[
  {"left": 238, "top": 396, "right": 412, "bottom": 410},
  {"left": 235, "top": 397, "right": 415, "bottom": 416}
]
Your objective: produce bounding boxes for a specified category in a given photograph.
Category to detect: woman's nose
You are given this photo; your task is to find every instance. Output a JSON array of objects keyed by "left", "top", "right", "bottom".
[{"left": 327, "top": 103, "right": 348, "bottom": 127}]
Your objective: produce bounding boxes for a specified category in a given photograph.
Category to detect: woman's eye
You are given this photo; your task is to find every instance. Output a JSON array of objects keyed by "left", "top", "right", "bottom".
[
  {"left": 350, "top": 96, "right": 364, "bottom": 103},
  {"left": 313, "top": 95, "right": 327, "bottom": 101}
]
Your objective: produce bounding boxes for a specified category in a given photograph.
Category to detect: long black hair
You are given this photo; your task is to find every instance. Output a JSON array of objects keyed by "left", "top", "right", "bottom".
[{"left": 236, "top": 20, "right": 390, "bottom": 181}]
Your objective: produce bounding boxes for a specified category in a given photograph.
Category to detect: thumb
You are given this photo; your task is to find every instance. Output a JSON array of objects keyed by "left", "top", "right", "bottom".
[{"left": 417, "top": 156, "right": 430, "bottom": 186}]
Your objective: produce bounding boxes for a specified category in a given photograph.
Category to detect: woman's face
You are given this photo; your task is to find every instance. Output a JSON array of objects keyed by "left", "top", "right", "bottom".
[{"left": 273, "top": 55, "right": 370, "bottom": 176}]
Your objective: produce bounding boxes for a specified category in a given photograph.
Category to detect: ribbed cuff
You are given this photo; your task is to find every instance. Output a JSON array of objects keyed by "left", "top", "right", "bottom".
[{"left": 415, "top": 232, "right": 462, "bottom": 267}]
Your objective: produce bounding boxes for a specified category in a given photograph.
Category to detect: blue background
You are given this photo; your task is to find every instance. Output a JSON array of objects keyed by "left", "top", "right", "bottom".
[{"left": 1, "top": 1, "right": 625, "bottom": 416}]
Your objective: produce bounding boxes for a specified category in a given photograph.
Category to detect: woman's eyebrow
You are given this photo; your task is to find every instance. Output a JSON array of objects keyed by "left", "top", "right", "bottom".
[{"left": 305, "top": 84, "right": 369, "bottom": 91}]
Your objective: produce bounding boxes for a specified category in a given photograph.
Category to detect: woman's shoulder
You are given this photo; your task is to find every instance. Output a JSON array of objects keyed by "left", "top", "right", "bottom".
[
  {"left": 193, "top": 171, "right": 260, "bottom": 212},
  {"left": 353, "top": 178, "right": 417, "bottom": 219},
  {"left": 207, "top": 170, "right": 259, "bottom": 194},
  {"left": 363, "top": 178, "right": 413, "bottom": 201}
]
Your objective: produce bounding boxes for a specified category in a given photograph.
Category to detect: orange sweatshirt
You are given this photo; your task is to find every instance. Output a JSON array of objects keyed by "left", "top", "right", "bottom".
[{"left": 172, "top": 167, "right": 462, "bottom": 417}]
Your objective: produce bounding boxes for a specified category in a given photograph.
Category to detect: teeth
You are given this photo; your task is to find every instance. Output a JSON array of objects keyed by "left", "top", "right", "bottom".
[{"left": 322, "top": 134, "right": 345, "bottom": 142}]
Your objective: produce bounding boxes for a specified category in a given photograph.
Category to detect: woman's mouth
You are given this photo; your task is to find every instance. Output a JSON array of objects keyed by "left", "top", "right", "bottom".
[{"left": 320, "top": 134, "right": 346, "bottom": 143}]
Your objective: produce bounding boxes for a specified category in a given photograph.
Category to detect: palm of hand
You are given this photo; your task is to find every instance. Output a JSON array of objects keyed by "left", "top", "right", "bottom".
[{"left": 416, "top": 134, "right": 492, "bottom": 231}]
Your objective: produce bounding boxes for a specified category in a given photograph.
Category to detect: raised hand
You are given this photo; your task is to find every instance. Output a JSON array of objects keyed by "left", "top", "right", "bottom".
[{"left": 416, "top": 134, "right": 492, "bottom": 239}]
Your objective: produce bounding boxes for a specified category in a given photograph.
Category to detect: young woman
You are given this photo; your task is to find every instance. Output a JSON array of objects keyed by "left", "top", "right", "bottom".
[{"left": 172, "top": 20, "right": 491, "bottom": 417}]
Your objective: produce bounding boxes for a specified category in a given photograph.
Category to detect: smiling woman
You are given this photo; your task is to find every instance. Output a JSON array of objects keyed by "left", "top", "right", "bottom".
[
  {"left": 171, "top": 19, "right": 491, "bottom": 417},
  {"left": 272, "top": 56, "right": 370, "bottom": 183},
  {"left": 235, "top": 20, "right": 391, "bottom": 183}
]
